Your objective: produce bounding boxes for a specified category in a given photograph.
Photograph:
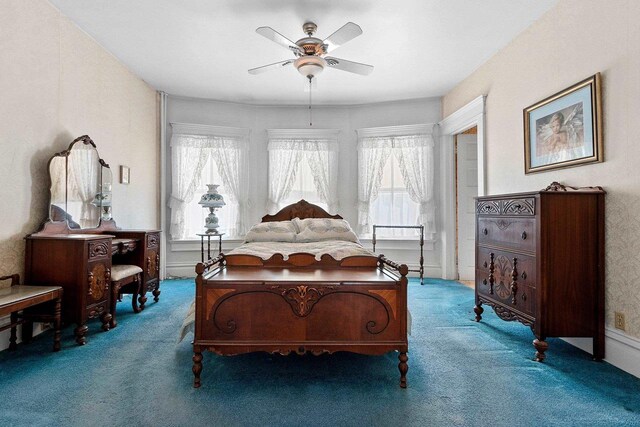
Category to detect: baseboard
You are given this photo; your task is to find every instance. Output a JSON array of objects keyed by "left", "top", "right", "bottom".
[{"left": 562, "top": 326, "right": 640, "bottom": 379}]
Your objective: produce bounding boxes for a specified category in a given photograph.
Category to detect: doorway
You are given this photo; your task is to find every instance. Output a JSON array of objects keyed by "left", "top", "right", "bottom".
[{"left": 455, "top": 127, "right": 478, "bottom": 285}]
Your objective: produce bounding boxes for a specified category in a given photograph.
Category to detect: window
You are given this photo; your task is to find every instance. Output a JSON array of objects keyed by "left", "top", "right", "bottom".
[
  {"left": 370, "top": 153, "right": 420, "bottom": 238},
  {"left": 280, "top": 155, "right": 327, "bottom": 211},
  {"left": 267, "top": 130, "right": 339, "bottom": 214},
  {"left": 183, "top": 155, "right": 239, "bottom": 239},
  {"left": 357, "top": 124, "right": 435, "bottom": 239},
  {"left": 169, "top": 123, "right": 249, "bottom": 241}
]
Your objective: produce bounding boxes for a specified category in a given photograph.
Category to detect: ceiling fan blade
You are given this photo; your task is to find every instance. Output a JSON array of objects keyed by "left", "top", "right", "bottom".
[
  {"left": 325, "top": 57, "right": 373, "bottom": 76},
  {"left": 256, "top": 26, "right": 304, "bottom": 56},
  {"left": 322, "top": 22, "right": 363, "bottom": 53},
  {"left": 248, "top": 59, "right": 294, "bottom": 75}
]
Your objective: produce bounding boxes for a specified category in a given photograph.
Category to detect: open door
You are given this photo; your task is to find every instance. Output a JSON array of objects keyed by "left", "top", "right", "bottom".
[{"left": 455, "top": 128, "right": 478, "bottom": 284}]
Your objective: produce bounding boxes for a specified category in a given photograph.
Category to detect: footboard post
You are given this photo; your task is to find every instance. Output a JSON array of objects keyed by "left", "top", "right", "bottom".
[{"left": 193, "top": 345, "right": 203, "bottom": 388}]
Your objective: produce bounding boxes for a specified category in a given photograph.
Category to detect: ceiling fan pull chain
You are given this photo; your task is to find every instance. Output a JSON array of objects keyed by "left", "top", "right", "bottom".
[{"left": 308, "top": 75, "right": 313, "bottom": 127}]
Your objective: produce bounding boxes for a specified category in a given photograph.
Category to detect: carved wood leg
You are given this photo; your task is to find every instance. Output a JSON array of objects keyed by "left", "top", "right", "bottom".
[
  {"left": 74, "top": 323, "right": 88, "bottom": 345},
  {"left": 132, "top": 274, "right": 141, "bottom": 314},
  {"left": 9, "top": 312, "right": 17, "bottom": 351},
  {"left": 21, "top": 319, "right": 33, "bottom": 344},
  {"left": 110, "top": 283, "right": 119, "bottom": 329},
  {"left": 193, "top": 346, "right": 203, "bottom": 388},
  {"left": 152, "top": 285, "right": 161, "bottom": 303},
  {"left": 533, "top": 337, "right": 548, "bottom": 362},
  {"left": 100, "top": 312, "right": 112, "bottom": 332},
  {"left": 398, "top": 352, "right": 408, "bottom": 388},
  {"left": 53, "top": 298, "right": 62, "bottom": 352},
  {"left": 474, "top": 301, "right": 484, "bottom": 322},
  {"left": 139, "top": 287, "right": 148, "bottom": 311}
]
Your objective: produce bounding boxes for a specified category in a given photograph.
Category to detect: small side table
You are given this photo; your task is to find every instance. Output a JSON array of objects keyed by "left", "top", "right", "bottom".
[
  {"left": 372, "top": 225, "right": 425, "bottom": 285},
  {"left": 196, "top": 233, "right": 225, "bottom": 263}
]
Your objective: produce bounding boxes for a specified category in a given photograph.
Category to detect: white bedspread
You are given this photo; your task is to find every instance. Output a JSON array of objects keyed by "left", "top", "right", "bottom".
[{"left": 226, "top": 240, "right": 375, "bottom": 260}]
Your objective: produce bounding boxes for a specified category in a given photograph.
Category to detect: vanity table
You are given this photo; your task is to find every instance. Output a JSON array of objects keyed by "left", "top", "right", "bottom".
[{"left": 24, "top": 135, "right": 161, "bottom": 345}]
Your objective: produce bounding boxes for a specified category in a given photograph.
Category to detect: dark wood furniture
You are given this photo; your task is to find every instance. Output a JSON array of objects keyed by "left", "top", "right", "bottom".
[
  {"left": 193, "top": 200, "right": 409, "bottom": 388},
  {"left": 109, "top": 264, "right": 143, "bottom": 329},
  {"left": 0, "top": 274, "right": 63, "bottom": 352},
  {"left": 25, "top": 221, "right": 161, "bottom": 345},
  {"left": 474, "top": 182, "right": 605, "bottom": 361},
  {"left": 373, "top": 224, "right": 425, "bottom": 285}
]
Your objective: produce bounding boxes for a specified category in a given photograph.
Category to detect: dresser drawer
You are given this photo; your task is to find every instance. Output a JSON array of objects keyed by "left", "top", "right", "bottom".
[
  {"left": 476, "top": 197, "right": 536, "bottom": 216},
  {"left": 476, "top": 247, "right": 537, "bottom": 288},
  {"left": 88, "top": 239, "right": 111, "bottom": 261},
  {"left": 476, "top": 247, "right": 536, "bottom": 316},
  {"left": 477, "top": 217, "right": 536, "bottom": 252},
  {"left": 476, "top": 272, "right": 536, "bottom": 317}
]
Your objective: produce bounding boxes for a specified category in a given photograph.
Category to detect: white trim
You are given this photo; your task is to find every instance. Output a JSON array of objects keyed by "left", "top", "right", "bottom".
[
  {"left": 159, "top": 91, "right": 168, "bottom": 280},
  {"left": 437, "top": 95, "right": 486, "bottom": 280},
  {"left": 266, "top": 128, "right": 340, "bottom": 139},
  {"left": 563, "top": 327, "right": 640, "bottom": 379},
  {"left": 356, "top": 123, "right": 435, "bottom": 138},
  {"left": 170, "top": 122, "right": 250, "bottom": 138}
]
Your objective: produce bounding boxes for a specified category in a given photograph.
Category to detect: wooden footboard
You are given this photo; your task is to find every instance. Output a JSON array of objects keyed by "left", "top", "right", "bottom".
[{"left": 192, "top": 253, "right": 409, "bottom": 388}]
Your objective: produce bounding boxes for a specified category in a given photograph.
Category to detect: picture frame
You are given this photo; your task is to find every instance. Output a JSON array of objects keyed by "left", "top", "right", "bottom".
[
  {"left": 120, "top": 165, "right": 130, "bottom": 184},
  {"left": 524, "top": 73, "right": 603, "bottom": 174}
]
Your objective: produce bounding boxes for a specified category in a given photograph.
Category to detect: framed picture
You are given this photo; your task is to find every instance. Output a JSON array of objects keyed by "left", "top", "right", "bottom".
[
  {"left": 524, "top": 73, "right": 603, "bottom": 174},
  {"left": 120, "top": 165, "right": 130, "bottom": 184}
]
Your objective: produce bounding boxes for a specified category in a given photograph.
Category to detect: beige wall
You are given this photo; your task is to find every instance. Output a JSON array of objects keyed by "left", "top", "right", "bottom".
[
  {"left": 443, "top": 0, "right": 640, "bottom": 338},
  {"left": 0, "top": 0, "right": 159, "bottom": 284}
]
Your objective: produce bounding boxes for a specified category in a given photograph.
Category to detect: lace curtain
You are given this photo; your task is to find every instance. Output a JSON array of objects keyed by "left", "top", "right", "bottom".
[
  {"left": 394, "top": 135, "right": 436, "bottom": 235},
  {"left": 357, "top": 132, "right": 435, "bottom": 236},
  {"left": 69, "top": 144, "right": 100, "bottom": 227},
  {"left": 169, "top": 133, "right": 249, "bottom": 240},
  {"left": 169, "top": 135, "right": 211, "bottom": 240},
  {"left": 267, "top": 138, "right": 338, "bottom": 213},
  {"left": 210, "top": 138, "right": 250, "bottom": 236},
  {"left": 357, "top": 138, "right": 392, "bottom": 234}
]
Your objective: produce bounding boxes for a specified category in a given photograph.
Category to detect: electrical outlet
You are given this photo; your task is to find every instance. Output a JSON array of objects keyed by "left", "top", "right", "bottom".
[{"left": 614, "top": 312, "right": 626, "bottom": 331}]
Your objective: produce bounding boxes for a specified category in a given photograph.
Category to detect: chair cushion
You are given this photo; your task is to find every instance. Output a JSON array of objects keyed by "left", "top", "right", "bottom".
[{"left": 111, "top": 265, "right": 143, "bottom": 281}]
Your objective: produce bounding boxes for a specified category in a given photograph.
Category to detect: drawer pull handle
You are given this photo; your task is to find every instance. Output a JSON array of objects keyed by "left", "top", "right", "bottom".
[
  {"left": 483, "top": 228, "right": 488, "bottom": 235},
  {"left": 522, "top": 293, "right": 527, "bottom": 301},
  {"left": 521, "top": 271, "right": 527, "bottom": 280},
  {"left": 482, "top": 279, "right": 487, "bottom": 285},
  {"left": 483, "top": 261, "right": 488, "bottom": 268},
  {"left": 514, "top": 204, "right": 522, "bottom": 210},
  {"left": 521, "top": 231, "right": 527, "bottom": 240}
]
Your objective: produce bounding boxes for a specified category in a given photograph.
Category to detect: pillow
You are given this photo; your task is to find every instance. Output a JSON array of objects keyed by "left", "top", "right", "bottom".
[
  {"left": 244, "top": 220, "right": 297, "bottom": 243},
  {"left": 293, "top": 218, "right": 359, "bottom": 243}
]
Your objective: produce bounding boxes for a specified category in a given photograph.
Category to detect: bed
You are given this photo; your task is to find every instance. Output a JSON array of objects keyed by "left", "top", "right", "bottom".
[{"left": 191, "top": 200, "right": 409, "bottom": 388}]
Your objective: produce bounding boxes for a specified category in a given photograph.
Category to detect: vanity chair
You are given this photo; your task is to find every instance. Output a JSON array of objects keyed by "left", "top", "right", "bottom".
[
  {"left": 24, "top": 135, "right": 161, "bottom": 345},
  {"left": 109, "top": 263, "right": 143, "bottom": 329}
]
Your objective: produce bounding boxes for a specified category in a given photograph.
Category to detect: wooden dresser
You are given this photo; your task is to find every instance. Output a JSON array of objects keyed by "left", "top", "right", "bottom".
[
  {"left": 25, "top": 221, "right": 161, "bottom": 345},
  {"left": 474, "top": 182, "right": 605, "bottom": 361}
]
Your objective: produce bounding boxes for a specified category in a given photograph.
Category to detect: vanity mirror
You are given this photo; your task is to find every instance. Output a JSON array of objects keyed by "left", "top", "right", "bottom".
[{"left": 48, "top": 135, "right": 112, "bottom": 229}]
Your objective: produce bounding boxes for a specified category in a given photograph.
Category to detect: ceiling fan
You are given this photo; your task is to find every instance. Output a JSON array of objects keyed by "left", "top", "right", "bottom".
[{"left": 248, "top": 21, "right": 374, "bottom": 80}]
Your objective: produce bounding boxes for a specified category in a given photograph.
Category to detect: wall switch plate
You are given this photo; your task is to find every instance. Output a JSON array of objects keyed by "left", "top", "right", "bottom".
[{"left": 614, "top": 312, "right": 626, "bottom": 331}]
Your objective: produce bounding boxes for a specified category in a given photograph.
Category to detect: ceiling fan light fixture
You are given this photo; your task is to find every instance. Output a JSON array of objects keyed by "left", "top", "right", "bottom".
[{"left": 294, "top": 56, "right": 326, "bottom": 78}]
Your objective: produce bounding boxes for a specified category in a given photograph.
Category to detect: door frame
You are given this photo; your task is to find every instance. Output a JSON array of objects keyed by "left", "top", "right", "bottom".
[{"left": 438, "top": 95, "right": 486, "bottom": 280}]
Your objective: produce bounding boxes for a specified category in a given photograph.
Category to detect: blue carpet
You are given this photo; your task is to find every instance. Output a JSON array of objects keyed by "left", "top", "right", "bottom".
[{"left": 1, "top": 278, "right": 639, "bottom": 426}]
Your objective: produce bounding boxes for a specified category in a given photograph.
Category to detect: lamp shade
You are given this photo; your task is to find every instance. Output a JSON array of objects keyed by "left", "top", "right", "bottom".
[{"left": 198, "top": 184, "right": 225, "bottom": 208}]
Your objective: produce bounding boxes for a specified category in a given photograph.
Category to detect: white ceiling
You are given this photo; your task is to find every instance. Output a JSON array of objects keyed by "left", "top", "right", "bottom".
[{"left": 50, "top": 0, "right": 557, "bottom": 105}]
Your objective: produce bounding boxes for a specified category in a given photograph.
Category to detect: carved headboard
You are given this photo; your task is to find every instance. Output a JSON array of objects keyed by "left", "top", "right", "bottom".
[{"left": 261, "top": 200, "right": 342, "bottom": 222}]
